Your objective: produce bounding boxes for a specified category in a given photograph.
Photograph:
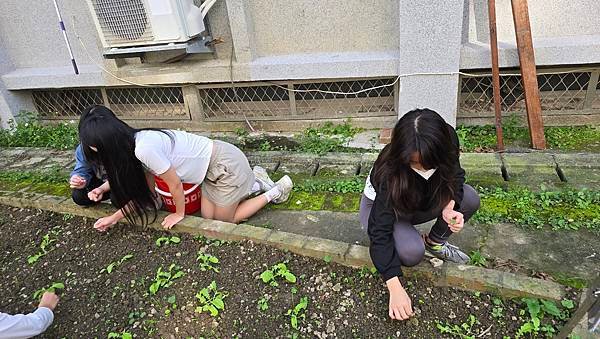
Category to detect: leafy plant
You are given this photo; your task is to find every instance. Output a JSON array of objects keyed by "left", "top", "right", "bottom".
[
  {"left": 257, "top": 296, "right": 269, "bottom": 311},
  {"left": 101, "top": 254, "right": 133, "bottom": 274},
  {"left": 323, "top": 255, "right": 332, "bottom": 264},
  {"left": 436, "top": 314, "right": 479, "bottom": 339},
  {"left": 298, "top": 121, "right": 363, "bottom": 155},
  {"left": 33, "top": 282, "right": 65, "bottom": 300},
  {"left": 155, "top": 236, "right": 181, "bottom": 247},
  {"left": 260, "top": 262, "right": 297, "bottom": 287},
  {"left": 287, "top": 296, "right": 308, "bottom": 330},
  {"left": 0, "top": 112, "right": 79, "bottom": 150},
  {"left": 149, "top": 264, "right": 184, "bottom": 295},
  {"left": 195, "top": 281, "right": 228, "bottom": 317},
  {"left": 516, "top": 298, "right": 574, "bottom": 338},
  {"left": 468, "top": 250, "right": 488, "bottom": 267},
  {"left": 197, "top": 252, "right": 220, "bottom": 272},
  {"left": 27, "top": 230, "right": 60, "bottom": 265},
  {"left": 107, "top": 331, "right": 133, "bottom": 339}
]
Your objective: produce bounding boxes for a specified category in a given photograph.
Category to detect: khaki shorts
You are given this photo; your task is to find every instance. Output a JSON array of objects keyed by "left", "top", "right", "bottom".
[{"left": 202, "top": 140, "right": 255, "bottom": 207}]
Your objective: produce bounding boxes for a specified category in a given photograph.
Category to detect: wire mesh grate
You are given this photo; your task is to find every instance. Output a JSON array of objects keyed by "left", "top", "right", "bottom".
[
  {"left": 459, "top": 71, "right": 594, "bottom": 116},
  {"left": 33, "top": 89, "right": 104, "bottom": 118},
  {"left": 91, "top": 0, "right": 153, "bottom": 45},
  {"left": 198, "top": 78, "right": 397, "bottom": 121},
  {"left": 106, "top": 87, "right": 187, "bottom": 119}
]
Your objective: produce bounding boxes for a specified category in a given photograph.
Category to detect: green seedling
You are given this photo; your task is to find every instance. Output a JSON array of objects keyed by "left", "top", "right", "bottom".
[
  {"left": 101, "top": 254, "right": 133, "bottom": 274},
  {"left": 287, "top": 296, "right": 308, "bottom": 330},
  {"left": 149, "top": 264, "right": 184, "bottom": 295},
  {"left": 107, "top": 331, "right": 133, "bottom": 339},
  {"left": 516, "top": 297, "right": 573, "bottom": 338},
  {"left": 323, "top": 255, "right": 332, "bottom": 264},
  {"left": 33, "top": 282, "right": 64, "bottom": 300},
  {"left": 260, "top": 262, "right": 297, "bottom": 287},
  {"left": 27, "top": 231, "right": 59, "bottom": 265},
  {"left": 155, "top": 236, "right": 181, "bottom": 247},
  {"left": 468, "top": 250, "right": 488, "bottom": 267},
  {"left": 436, "top": 314, "right": 479, "bottom": 339},
  {"left": 257, "top": 296, "right": 269, "bottom": 311},
  {"left": 196, "top": 252, "right": 220, "bottom": 272},
  {"left": 195, "top": 281, "right": 228, "bottom": 317}
]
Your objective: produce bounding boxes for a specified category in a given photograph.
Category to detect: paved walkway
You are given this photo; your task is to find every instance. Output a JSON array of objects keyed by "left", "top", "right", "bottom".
[
  {"left": 248, "top": 209, "right": 600, "bottom": 282},
  {"left": 1, "top": 146, "right": 599, "bottom": 282}
]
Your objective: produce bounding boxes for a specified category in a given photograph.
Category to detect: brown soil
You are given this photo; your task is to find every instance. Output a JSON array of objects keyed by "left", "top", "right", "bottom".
[{"left": 0, "top": 205, "right": 577, "bottom": 338}]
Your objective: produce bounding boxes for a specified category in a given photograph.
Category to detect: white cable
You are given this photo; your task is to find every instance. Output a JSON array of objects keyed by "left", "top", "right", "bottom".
[{"left": 201, "top": 0, "right": 218, "bottom": 18}]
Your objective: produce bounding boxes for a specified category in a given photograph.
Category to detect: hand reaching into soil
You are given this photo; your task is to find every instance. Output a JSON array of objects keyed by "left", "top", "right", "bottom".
[
  {"left": 442, "top": 200, "right": 464, "bottom": 233},
  {"left": 94, "top": 215, "right": 118, "bottom": 232},
  {"left": 162, "top": 213, "right": 184, "bottom": 230},
  {"left": 386, "top": 277, "right": 413, "bottom": 320},
  {"left": 38, "top": 292, "right": 59, "bottom": 310}
]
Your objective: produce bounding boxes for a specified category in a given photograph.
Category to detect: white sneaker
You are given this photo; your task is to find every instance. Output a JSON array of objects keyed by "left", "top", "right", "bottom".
[
  {"left": 272, "top": 175, "right": 293, "bottom": 204},
  {"left": 253, "top": 166, "right": 276, "bottom": 192}
]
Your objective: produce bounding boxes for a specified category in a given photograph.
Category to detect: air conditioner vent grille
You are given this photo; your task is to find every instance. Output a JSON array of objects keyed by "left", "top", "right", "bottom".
[{"left": 92, "top": 0, "right": 153, "bottom": 45}]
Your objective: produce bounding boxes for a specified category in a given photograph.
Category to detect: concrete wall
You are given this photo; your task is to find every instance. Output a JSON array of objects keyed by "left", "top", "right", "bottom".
[
  {"left": 462, "top": 0, "right": 600, "bottom": 68},
  {"left": 0, "top": 0, "right": 599, "bottom": 128}
]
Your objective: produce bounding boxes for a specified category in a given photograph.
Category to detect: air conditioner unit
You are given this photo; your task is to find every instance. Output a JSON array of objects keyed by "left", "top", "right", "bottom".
[{"left": 87, "top": 0, "right": 206, "bottom": 48}]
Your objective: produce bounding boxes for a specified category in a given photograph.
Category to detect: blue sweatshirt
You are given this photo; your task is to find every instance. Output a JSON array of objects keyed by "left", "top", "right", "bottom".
[{"left": 69, "top": 144, "right": 96, "bottom": 183}]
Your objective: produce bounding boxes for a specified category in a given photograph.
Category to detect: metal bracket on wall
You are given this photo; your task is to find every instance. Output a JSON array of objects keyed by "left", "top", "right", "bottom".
[{"left": 103, "top": 36, "right": 214, "bottom": 59}]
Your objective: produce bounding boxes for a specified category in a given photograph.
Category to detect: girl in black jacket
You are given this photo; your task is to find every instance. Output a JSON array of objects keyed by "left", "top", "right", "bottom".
[{"left": 359, "top": 108, "right": 480, "bottom": 321}]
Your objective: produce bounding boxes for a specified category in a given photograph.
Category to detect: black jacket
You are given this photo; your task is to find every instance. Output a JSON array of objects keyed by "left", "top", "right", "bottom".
[{"left": 367, "top": 124, "right": 465, "bottom": 281}]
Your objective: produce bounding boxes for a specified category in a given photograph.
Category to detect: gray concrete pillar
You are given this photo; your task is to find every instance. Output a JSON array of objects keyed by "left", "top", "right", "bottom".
[{"left": 397, "top": 0, "right": 466, "bottom": 126}]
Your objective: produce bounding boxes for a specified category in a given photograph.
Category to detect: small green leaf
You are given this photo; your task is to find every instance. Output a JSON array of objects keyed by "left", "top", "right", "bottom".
[
  {"left": 260, "top": 270, "right": 274, "bottom": 283},
  {"left": 209, "top": 256, "right": 219, "bottom": 263},
  {"left": 213, "top": 297, "right": 225, "bottom": 310},
  {"left": 541, "top": 300, "right": 561, "bottom": 317},
  {"left": 284, "top": 272, "right": 297, "bottom": 283},
  {"left": 561, "top": 299, "right": 575, "bottom": 309},
  {"left": 167, "top": 295, "right": 176, "bottom": 304},
  {"left": 122, "top": 254, "right": 133, "bottom": 261},
  {"left": 207, "top": 305, "right": 219, "bottom": 317},
  {"left": 122, "top": 333, "right": 133, "bottom": 339},
  {"left": 106, "top": 263, "right": 115, "bottom": 274},
  {"left": 170, "top": 236, "right": 181, "bottom": 244},
  {"left": 323, "top": 255, "right": 332, "bottom": 263},
  {"left": 291, "top": 316, "right": 298, "bottom": 329},
  {"left": 149, "top": 282, "right": 159, "bottom": 294}
]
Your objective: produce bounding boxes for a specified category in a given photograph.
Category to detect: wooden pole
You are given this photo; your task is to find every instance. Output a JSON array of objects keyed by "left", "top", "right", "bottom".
[
  {"left": 510, "top": 0, "right": 546, "bottom": 149},
  {"left": 488, "top": 0, "right": 504, "bottom": 152}
]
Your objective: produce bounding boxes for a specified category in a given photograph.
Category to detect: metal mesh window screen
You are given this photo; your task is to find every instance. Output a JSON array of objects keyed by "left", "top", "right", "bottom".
[
  {"left": 198, "top": 78, "right": 396, "bottom": 121},
  {"left": 33, "top": 89, "right": 103, "bottom": 118},
  {"left": 459, "top": 71, "right": 594, "bottom": 115},
  {"left": 199, "top": 84, "right": 290, "bottom": 120},
  {"left": 91, "top": 0, "right": 153, "bottom": 45},
  {"left": 106, "top": 87, "right": 187, "bottom": 119},
  {"left": 294, "top": 79, "right": 395, "bottom": 117}
]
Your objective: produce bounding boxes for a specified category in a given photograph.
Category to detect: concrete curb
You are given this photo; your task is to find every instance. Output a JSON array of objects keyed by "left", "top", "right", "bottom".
[{"left": 0, "top": 190, "right": 566, "bottom": 301}]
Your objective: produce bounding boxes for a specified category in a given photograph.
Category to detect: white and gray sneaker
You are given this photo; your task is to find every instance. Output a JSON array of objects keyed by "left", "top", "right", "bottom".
[
  {"left": 424, "top": 236, "right": 470, "bottom": 264},
  {"left": 253, "top": 166, "right": 276, "bottom": 192},
  {"left": 272, "top": 175, "right": 293, "bottom": 204}
]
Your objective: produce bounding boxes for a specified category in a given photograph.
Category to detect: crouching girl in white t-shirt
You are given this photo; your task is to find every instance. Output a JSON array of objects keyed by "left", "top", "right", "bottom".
[{"left": 78, "top": 105, "right": 292, "bottom": 231}]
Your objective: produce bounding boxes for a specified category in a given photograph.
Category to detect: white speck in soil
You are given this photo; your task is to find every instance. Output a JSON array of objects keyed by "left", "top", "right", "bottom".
[{"left": 449, "top": 310, "right": 456, "bottom": 319}]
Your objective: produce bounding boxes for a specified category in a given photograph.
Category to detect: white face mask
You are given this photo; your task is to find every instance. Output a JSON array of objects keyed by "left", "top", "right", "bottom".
[{"left": 411, "top": 167, "right": 437, "bottom": 180}]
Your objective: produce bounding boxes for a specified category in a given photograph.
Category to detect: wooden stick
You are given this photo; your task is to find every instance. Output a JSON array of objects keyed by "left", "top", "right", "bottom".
[
  {"left": 488, "top": 0, "right": 504, "bottom": 152},
  {"left": 511, "top": 0, "right": 546, "bottom": 149}
]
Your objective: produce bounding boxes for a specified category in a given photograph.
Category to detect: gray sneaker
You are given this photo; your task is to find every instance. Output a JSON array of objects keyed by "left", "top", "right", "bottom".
[
  {"left": 424, "top": 238, "right": 470, "bottom": 264},
  {"left": 253, "top": 166, "right": 276, "bottom": 192},
  {"left": 272, "top": 175, "right": 293, "bottom": 204}
]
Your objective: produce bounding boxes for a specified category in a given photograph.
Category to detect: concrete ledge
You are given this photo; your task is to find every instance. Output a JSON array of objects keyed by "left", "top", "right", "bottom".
[{"left": 0, "top": 192, "right": 567, "bottom": 301}]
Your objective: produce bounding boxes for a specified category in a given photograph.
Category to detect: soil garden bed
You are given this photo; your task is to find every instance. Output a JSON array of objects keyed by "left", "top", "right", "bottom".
[{"left": 0, "top": 205, "right": 579, "bottom": 338}]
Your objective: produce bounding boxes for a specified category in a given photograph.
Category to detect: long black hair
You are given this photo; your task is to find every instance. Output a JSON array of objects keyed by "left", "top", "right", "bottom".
[
  {"left": 372, "top": 108, "right": 458, "bottom": 215},
  {"left": 78, "top": 105, "right": 171, "bottom": 226}
]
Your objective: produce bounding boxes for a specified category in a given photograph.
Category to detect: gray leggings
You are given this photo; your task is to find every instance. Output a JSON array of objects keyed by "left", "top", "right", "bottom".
[{"left": 359, "top": 184, "right": 480, "bottom": 267}]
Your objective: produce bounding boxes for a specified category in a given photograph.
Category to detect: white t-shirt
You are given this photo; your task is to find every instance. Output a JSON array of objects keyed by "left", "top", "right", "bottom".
[
  {"left": 134, "top": 130, "right": 213, "bottom": 184},
  {"left": 363, "top": 168, "right": 377, "bottom": 200}
]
